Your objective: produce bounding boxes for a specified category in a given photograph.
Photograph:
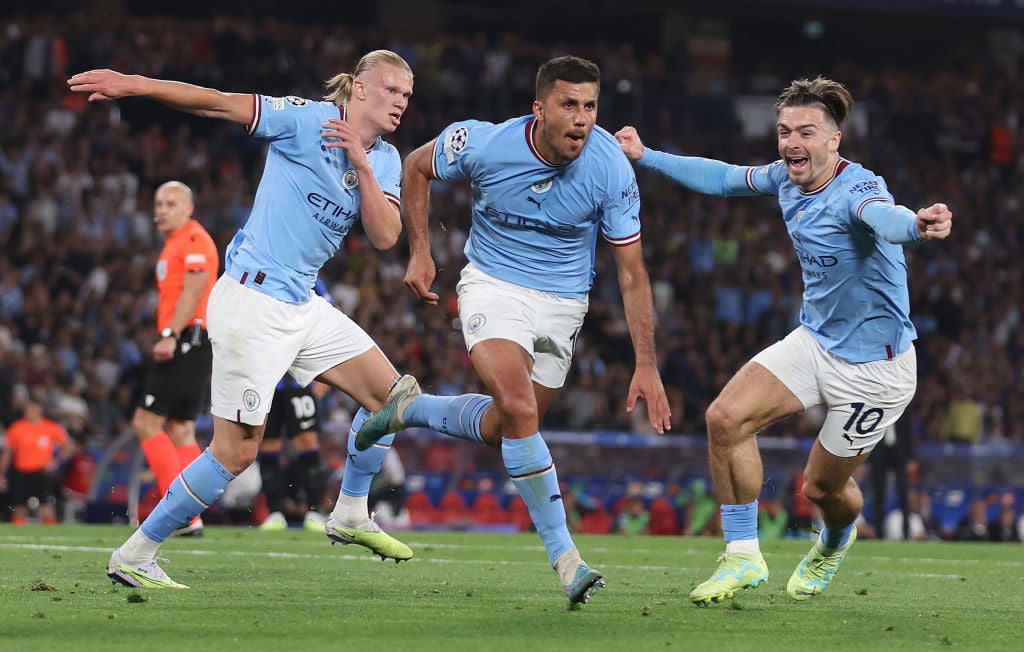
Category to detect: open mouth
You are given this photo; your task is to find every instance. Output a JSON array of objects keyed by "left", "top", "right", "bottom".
[
  {"left": 388, "top": 112, "right": 402, "bottom": 126},
  {"left": 787, "top": 155, "right": 808, "bottom": 171}
]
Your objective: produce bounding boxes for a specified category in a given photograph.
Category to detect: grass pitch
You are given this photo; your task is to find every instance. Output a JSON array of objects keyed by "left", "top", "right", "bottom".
[{"left": 0, "top": 524, "right": 1021, "bottom": 651}]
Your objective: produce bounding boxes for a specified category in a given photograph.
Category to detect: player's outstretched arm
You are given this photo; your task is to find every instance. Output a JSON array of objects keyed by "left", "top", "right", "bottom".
[
  {"left": 401, "top": 139, "right": 440, "bottom": 305},
  {"left": 67, "top": 69, "right": 254, "bottom": 125},
  {"left": 916, "top": 203, "right": 953, "bottom": 241}
]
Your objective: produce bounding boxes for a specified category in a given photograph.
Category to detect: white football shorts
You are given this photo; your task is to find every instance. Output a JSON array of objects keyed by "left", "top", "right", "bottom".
[
  {"left": 752, "top": 325, "right": 917, "bottom": 457},
  {"left": 456, "top": 263, "right": 588, "bottom": 389},
  {"left": 207, "top": 275, "right": 376, "bottom": 425}
]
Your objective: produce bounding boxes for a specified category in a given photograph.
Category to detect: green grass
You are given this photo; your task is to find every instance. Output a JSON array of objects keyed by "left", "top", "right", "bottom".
[{"left": 0, "top": 525, "right": 1021, "bottom": 651}]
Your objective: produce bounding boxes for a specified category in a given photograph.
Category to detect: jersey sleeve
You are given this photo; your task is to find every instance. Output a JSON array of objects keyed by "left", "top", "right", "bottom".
[
  {"left": 246, "top": 94, "right": 320, "bottom": 146},
  {"left": 849, "top": 174, "right": 922, "bottom": 244},
  {"left": 599, "top": 157, "right": 642, "bottom": 246},
  {"left": 431, "top": 120, "right": 488, "bottom": 183},
  {"left": 377, "top": 145, "right": 402, "bottom": 208},
  {"left": 183, "top": 228, "right": 218, "bottom": 273},
  {"left": 639, "top": 148, "right": 762, "bottom": 197},
  {"left": 745, "top": 159, "right": 788, "bottom": 196}
]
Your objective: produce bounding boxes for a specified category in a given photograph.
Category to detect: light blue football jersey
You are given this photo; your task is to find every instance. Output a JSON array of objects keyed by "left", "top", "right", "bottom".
[
  {"left": 225, "top": 97, "right": 401, "bottom": 304},
  {"left": 431, "top": 116, "right": 641, "bottom": 298},
  {"left": 745, "top": 158, "right": 917, "bottom": 362},
  {"left": 639, "top": 150, "right": 917, "bottom": 363}
]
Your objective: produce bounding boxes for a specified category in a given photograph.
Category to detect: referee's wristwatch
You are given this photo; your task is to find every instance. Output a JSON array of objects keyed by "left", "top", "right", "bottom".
[{"left": 160, "top": 327, "right": 179, "bottom": 340}]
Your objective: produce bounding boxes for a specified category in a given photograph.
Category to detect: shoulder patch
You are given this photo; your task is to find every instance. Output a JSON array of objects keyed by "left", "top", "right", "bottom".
[
  {"left": 285, "top": 96, "right": 308, "bottom": 107},
  {"left": 442, "top": 126, "right": 469, "bottom": 163}
]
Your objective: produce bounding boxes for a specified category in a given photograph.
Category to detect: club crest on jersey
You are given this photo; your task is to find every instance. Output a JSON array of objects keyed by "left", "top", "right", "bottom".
[
  {"left": 243, "top": 389, "right": 260, "bottom": 411},
  {"left": 342, "top": 169, "right": 359, "bottom": 189},
  {"left": 466, "top": 313, "right": 486, "bottom": 334},
  {"left": 155, "top": 259, "right": 167, "bottom": 281},
  {"left": 285, "top": 96, "right": 307, "bottom": 107},
  {"left": 443, "top": 126, "right": 469, "bottom": 163},
  {"left": 530, "top": 178, "right": 554, "bottom": 194}
]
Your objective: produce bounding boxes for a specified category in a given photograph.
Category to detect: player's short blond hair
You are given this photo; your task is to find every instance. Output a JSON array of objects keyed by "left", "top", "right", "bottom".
[{"left": 323, "top": 50, "right": 412, "bottom": 106}]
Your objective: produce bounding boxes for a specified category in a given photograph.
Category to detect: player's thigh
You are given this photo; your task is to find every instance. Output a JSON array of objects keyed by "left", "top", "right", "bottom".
[
  {"left": 719, "top": 328, "right": 814, "bottom": 432},
  {"left": 293, "top": 295, "right": 394, "bottom": 409},
  {"left": 818, "top": 345, "right": 917, "bottom": 457},
  {"left": 469, "top": 338, "right": 536, "bottom": 399}
]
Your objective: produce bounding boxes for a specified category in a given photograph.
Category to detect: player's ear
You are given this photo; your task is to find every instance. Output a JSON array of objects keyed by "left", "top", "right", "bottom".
[
  {"left": 532, "top": 99, "right": 543, "bottom": 121},
  {"left": 831, "top": 129, "right": 842, "bottom": 153}
]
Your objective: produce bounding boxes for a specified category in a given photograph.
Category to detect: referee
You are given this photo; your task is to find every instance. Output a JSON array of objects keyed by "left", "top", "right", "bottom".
[{"left": 133, "top": 180, "right": 218, "bottom": 536}]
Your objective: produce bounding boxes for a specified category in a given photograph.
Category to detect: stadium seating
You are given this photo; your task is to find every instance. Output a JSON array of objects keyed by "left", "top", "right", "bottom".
[{"left": 647, "top": 496, "right": 680, "bottom": 535}]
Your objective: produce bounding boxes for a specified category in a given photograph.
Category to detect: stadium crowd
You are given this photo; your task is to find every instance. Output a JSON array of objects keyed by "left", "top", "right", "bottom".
[{"left": 0, "top": 10, "right": 1022, "bottom": 527}]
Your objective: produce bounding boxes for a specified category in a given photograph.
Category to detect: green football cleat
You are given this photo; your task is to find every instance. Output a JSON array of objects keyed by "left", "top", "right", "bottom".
[
  {"left": 787, "top": 525, "right": 857, "bottom": 601},
  {"left": 689, "top": 552, "right": 769, "bottom": 605},
  {"left": 107, "top": 550, "right": 189, "bottom": 589},
  {"left": 325, "top": 514, "right": 413, "bottom": 562},
  {"left": 354, "top": 375, "right": 421, "bottom": 452},
  {"left": 303, "top": 511, "right": 327, "bottom": 533},
  {"left": 563, "top": 562, "right": 605, "bottom": 605},
  {"left": 259, "top": 511, "right": 288, "bottom": 531}
]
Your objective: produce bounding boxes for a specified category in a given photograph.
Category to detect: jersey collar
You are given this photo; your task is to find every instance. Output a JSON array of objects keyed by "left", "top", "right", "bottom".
[
  {"left": 339, "top": 105, "right": 378, "bottom": 154},
  {"left": 800, "top": 158, "right": 850, "bottom": 195},
  {"left": 525, "top": 118, "right": 569, "bottom": 168}
]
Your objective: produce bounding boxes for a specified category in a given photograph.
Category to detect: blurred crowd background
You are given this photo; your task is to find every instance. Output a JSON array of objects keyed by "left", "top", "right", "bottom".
[{"left": 1, "top": 1, "right": 1022, "bottom": 535}]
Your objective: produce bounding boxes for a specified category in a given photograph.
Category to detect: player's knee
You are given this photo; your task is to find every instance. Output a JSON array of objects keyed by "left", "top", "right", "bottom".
[
  {"left": 705, "top": 399, "right": 741, "bottom": 441},
  {"left": 493, "top": 394, "right": 538, "bottom": 434},
  {"left": 802, "top": 477, "right": 842, "bottom": 506}
]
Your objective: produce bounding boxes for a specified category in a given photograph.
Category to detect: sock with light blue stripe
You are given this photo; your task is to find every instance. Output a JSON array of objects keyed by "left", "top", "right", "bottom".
[
  {"left": 404, "top": 393, "right": 492, "bottom": 445},
  {"left": 721, "top": 501, "right": 759, "bottom": 542},
  {"left": 341, "top": 407, "right": 396, "bottom": 497},
  {"left": 821, "top": 522, "right": 855, "bottom": 550},
  {"left": 503, "top": 433, "right": 573, "bottom": 565},
  {"left": 140, "top": 449, "right": 235, "bottom": 543}
]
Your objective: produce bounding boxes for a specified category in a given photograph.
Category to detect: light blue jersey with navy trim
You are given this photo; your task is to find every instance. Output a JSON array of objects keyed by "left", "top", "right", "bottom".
[
  {"left": 640, "top": 150, "right": 917, "bottom": 363},
  {"left": 226, "top": 97, "right": 401, "bottom": 304},
  {"left": 431, "top": 116, "right": 641, "bottom": 298}
]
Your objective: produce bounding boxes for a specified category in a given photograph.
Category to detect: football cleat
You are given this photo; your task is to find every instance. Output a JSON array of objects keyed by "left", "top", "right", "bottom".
[
  {"left": 563, "top": 561, "right": 605, "bottom": 605},
  {"left": 259, "top": 511, "right": 288, "bottom": 531},
  {"left": 303, "top": 511, "right": 327, "bottom": 533},
  {"left": 354, "top": 375, "right": 421, "bottom": 451},
  {"left": 107, "top": 550, "right": 189, "bottom": 589},
  {"left": 787, "top": 525, "right": 857, "bottom": 601},
  {"left": 325, "top": 513, "right": 412, "bottom": 562},
  {"left": 689, "top": 552, "right": 769, "bottom": 605}
]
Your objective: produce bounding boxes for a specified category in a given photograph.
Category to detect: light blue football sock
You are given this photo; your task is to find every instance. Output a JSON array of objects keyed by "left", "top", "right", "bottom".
[
  {"left": 721, "top": 500, "right": 759, "bottom": 542},
  {"left": 821, "top": 522, "right": 855, "bottom": 550},
  {"left": 404, "top": 393, "right": 492, "bottom": 445},
  {"left": 140, "top": 449, "right": 235, "bottom": 542},
  {"left": 341, "top": 407, "right": 396, "bottom": 497},
  {"left": 503, "top": 433, "right": 573, "bottom": 565}
]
